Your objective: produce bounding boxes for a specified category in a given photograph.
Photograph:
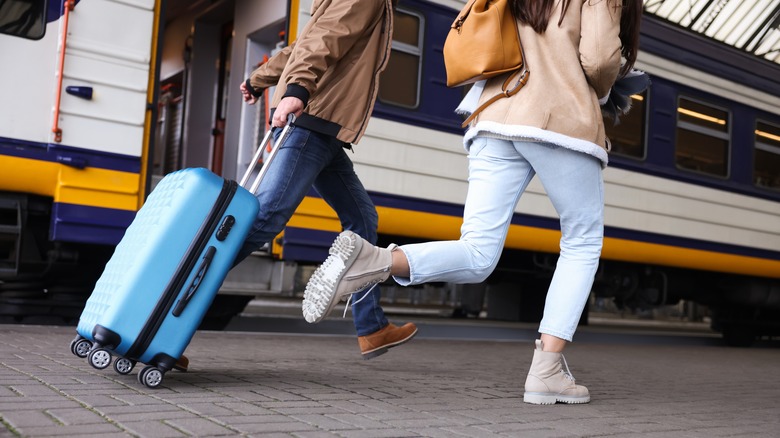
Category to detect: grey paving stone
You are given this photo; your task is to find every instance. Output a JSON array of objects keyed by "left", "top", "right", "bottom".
[
  {"left": 1, "top": 409, "right": 58, "bottom": 428},
  {"left": 211, "top": 402, "right": 276, "bottom": 416},
  {"left": 323, "top": 413, "right": 392, "bottom": 430},
  {"left": 261, "top": 400, "right": 330, "bottom": 409},
  {"left": 210, "top": 414, "right": 296, "bottom": 425},
  {"left": 6, "top": 385, "right": 62, "bottom": 397},
  {"left": 119, "top": 420, "right": 189, "bottom": 437},
  {"left": 0, "top": 400, "right": 83, "bottom": 412},
  {"left": 289, "top": 432, "right": 344, "bottom": 438},
  {"left": 97, "top": 400, "right": 183, "bottom": 413},
  {"left": 230, "top": 420, "right": 318, "bottom": 434},
  {"left": 410, "top": 425, "right": 505, "bottom": 437},
  {"left": 74, "top": 395, "right": 132, "bottom": 408},
  {"left": 337, "top": 429, "right": 422, "bottom": 438},
  {"left": 46, "top": 407, "right": 108, "bottom": 425},
  {"left": 12, "top": 423, "right": 125, "bottom": 437},
  {"left": 163, "top": 417, "right": 240, "bottom": 436},
  {"left": 107, "top": 411, "right": 199, "bottom": 422}
]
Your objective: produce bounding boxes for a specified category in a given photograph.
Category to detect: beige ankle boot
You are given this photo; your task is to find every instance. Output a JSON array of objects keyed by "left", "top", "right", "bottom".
[
  {"left": 302, "top": 231, "right": 396, "bottom": 323},
  {"left": 523, "top": 339, "right": 590, "bottom": 404}
]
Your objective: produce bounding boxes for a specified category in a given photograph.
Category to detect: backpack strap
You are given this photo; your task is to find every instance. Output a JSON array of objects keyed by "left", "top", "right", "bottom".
[{"left": 461, "top": 67, "right": 530, "bottom": 128}]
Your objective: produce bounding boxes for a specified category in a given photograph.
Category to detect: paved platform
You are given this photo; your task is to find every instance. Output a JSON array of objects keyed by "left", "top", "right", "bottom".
[{"left": 1, "top": 321, "right": 778, "bottom": 437}]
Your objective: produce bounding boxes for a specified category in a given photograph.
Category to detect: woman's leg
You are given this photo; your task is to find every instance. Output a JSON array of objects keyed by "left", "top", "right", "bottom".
[
  {"left": 393, "top": 137, "right": 536, "bottom": 286},
  {"left": 518, "top": 142, "right": 604, "bottom": 344},
  {"left": 301, "top": 137, "right": 536, "bottom": 323},
  {"left": 517, "top": 142, "right": 602, "bottom": 405}
]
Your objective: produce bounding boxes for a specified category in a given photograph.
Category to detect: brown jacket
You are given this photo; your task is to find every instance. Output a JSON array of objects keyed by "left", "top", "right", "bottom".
[
  {"left": 463, "top": 0, "right": 623, "bottom": 166},
  {"left": 247, "top": 0, "right": 394, "bottom": 144}
]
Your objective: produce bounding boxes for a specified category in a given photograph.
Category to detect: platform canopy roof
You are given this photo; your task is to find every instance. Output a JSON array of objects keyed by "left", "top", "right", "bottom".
[{"left": 643, "top": 0, "right": 780, "bottom": 66}]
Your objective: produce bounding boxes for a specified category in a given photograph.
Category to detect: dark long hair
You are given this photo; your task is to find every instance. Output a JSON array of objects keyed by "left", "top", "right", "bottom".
[
  {"left": 509, "top": 0, "right": 571, "bottom": 33},
  {"left": 618, "top": 0, "right": 643, "bottom": 77},
  {"left": 509, "top": 0, "right": 643, "bottom": 78}
]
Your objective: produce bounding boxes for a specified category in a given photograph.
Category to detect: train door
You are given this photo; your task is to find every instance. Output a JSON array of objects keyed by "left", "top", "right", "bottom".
[
  {"left": 213, "top": 5, "right": 291, "bottom": 294},
  {"left": 211, "top": 23, "right": 234, "bottom": 176},
  {"left": 154, "top": 14, "right": 235, "bottom": 181},
  {"left": 157, "top": 0, "right": 305, "bottom": 184}
]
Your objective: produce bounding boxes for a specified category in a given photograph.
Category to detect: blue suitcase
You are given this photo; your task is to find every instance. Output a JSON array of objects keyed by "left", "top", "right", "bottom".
[{"left": 70, "top": 119, "right": 293, "bottom": 388}]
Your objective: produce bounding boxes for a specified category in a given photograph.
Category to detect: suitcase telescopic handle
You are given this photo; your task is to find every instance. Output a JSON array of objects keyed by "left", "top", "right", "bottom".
[{"left": 238, "top": 113, "right": 297, "bottom": 194}]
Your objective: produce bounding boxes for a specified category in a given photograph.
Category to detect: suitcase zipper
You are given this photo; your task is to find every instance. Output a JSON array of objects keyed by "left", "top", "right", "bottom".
[{"left": 126, "top": 178, "right": 239, "bottom": 360}]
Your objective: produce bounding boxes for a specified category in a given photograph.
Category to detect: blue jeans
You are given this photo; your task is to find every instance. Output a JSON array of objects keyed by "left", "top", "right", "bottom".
[
  {"left": 233, "top": 125, "right": 388, "bottom": 336},
  {"left": 394, "top": 137, "right": 604, "bottom": 341}
]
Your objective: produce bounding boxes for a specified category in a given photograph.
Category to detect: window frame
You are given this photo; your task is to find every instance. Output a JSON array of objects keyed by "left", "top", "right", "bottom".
[
  {"left": 753, "top": 118, "right": 780, "bottom": 192},
  {"left": 377, "top": 7, "right": 425, "bottom": 110},
  {"left": 605, "top": 90, "right": 650, "bottom": 161},
  {"left": 0, "top": 0, "right": 48, "bottom": 41},
  {"left": 674, "top": 95, "right": 732, "bottom": 179}
]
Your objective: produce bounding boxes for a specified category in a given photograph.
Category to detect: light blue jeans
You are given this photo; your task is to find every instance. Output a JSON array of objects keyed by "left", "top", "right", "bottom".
[{"left": 394, "top": 137, "right": 604, "bottom": 341}]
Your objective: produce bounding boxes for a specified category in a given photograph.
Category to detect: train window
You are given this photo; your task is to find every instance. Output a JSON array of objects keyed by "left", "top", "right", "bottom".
[
  {"left": 754, "top": 121, "right": 780, "bottom": 191},
  {"left": 378, "top": 9, "right": 423, "bottom": 109},
  {"left": 675, "top": 97, "right": 730, "bottom": 177},
  {"left": 0, "top": 0, "right": 47, "bottom": 40},
  {"left": 604, "top": 91, "right": 647, "bottom": 159}
]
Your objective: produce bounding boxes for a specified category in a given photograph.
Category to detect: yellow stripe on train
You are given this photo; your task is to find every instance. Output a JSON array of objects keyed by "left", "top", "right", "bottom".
[
  {"left": 0, "top": 155, "right": 140, "bottom": 211},
  {"left": 287, "top": 196, "right": 780, "bottom": 280}
]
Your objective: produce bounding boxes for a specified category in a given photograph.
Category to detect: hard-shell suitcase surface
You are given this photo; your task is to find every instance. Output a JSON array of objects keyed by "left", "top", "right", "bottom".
[{"left": 70, "top": 118, "right": 294, "bottom": 387}]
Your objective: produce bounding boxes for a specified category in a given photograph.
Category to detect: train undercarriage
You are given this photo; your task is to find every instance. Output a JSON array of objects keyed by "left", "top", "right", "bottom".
[{"left": 0, "top": 192, "right": 252, "bottom": 328}]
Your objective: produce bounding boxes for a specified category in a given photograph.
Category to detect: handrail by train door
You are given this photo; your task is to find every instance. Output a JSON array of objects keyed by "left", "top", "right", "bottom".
[{"left": 52, "top": 0, "right": 76, "bottom": 143}]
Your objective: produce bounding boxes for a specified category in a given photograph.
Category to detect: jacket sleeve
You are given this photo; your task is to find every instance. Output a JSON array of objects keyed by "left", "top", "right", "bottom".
[
  {"left": 579, "top": 0, "right": 622, "bottom": 100},
  {"left": 246, "top": 43, "right": 295, "bottom": 96},
  {"left": 274, "top": 0, "right": 385, "bottom": 105}
]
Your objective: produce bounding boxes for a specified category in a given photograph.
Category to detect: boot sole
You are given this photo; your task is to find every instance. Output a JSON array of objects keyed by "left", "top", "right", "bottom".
[
  {"left": 523, "top": 392, "right": 590, "bottom": 405},
  {"left": 302, "top": 232, "right": 363, "bottom": 323},
  {"left": 361, "top": 327, "right": 418, "bottom": 360}
]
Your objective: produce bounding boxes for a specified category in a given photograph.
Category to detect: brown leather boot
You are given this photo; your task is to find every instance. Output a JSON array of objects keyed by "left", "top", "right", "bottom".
[
  {"left": 358, "top": 322, "right": 418, "bottom": 359},
  {"left": 173, "top": 354, "right": 189, "bottom": 372}
]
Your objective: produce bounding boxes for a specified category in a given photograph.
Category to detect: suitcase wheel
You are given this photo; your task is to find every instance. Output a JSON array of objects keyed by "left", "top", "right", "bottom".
[
  {"left": 70, "top": 336, "right": 92, "bottom": 358},
  {"left": 113, "top": 357, "right": 136, "bottom": 375},
  {"left": 138, "top": 365, "right": 164, "bottom": 388},
  {"left": 87, "top": 348, "right": 112, "bottom": 370}
]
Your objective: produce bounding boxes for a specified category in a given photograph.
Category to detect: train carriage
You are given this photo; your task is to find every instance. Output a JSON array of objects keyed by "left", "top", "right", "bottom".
[{"left": 1, "top": 0, "right": 778, "bottom": 345}]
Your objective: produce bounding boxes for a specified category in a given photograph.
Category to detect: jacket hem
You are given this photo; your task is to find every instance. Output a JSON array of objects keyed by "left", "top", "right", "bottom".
[{"left": 464, "top": 122, "right": 609, "bottom": 168}]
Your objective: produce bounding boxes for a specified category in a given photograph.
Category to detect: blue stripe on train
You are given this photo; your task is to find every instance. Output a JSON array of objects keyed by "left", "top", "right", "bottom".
[
  {"left": 280, "top": 227, "right": 336, "bottom": 263},
  {"left": 47, "top": 0, "right": 82, "bottom": 23},
  {"left": 0, "top": 136, "right": 140, "bottom": 173},
  {"left": 51, "top": 203, "right": 135, "bottom": 246}
]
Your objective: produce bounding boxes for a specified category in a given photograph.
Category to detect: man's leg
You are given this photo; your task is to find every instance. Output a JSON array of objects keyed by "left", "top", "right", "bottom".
[
  {"left": 313, "top": 144, "right": 417, "bottom": 358},
  {"left": 234, "top": 126, "right": 335, "bottom": 267},
  {"left": 182, "top": 125, "right": 329, "bottom": 370}
]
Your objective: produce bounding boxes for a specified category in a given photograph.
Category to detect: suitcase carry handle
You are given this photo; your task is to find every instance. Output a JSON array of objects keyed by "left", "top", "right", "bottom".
[
  {"left": 172, "top": 246, "right": 216, "bottom": 316},
  {"left": 238, "top": 113, "right": 297, "bottom": 194}
]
